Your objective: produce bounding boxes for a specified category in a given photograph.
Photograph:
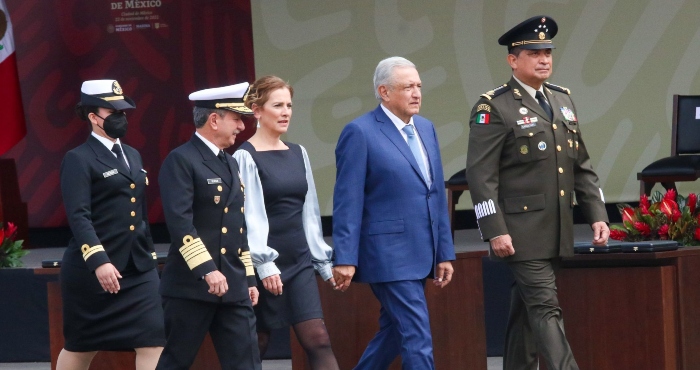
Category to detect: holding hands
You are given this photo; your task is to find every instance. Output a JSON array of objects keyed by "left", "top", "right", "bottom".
[{"left": 332, "top": 265, "right": 356, "bottom": 292}]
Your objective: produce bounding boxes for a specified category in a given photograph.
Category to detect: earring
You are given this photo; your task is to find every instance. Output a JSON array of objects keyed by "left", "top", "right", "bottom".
[{"left": 256, "top": 120, "right": 260, "bottom": 128}]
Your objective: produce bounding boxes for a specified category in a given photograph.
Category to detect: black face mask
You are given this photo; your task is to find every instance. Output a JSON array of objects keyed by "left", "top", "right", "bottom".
[{"left": 95, "top": 112, "right": 128, "bottom": 139}]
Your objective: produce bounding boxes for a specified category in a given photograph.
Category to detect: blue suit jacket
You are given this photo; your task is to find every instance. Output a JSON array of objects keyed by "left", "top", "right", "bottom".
[{"left": 333, "top": 105, "right": 455, "bottom": 283}]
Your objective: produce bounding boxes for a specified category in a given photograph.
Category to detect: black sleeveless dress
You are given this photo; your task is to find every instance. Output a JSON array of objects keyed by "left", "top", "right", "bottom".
[{"left": 238, "top": 142, "right": 324, "bottom": 330}]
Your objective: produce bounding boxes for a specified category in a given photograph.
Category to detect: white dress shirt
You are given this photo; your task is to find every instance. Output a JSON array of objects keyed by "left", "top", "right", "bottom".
[{"left": 91, "top": 131, "right": 129, "bottom": 168}]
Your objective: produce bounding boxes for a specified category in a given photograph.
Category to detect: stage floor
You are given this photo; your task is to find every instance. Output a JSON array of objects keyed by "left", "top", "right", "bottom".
[{"left": 0, "top": 357, "right": 505, "bottom": 369}]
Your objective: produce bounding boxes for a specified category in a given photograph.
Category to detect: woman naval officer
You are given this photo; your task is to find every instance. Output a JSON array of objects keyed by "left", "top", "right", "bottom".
[{"left": 57, "top": 80, "right": 164, "bottom": 370}]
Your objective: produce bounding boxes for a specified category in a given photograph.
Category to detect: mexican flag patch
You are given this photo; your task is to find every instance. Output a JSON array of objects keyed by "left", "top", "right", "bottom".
[{"left": 477, "top": 112, "right": 490, "bottom": 124}]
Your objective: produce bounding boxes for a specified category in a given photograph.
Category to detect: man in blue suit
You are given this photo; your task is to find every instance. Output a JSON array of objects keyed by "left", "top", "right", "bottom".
[{"left": 332, "top": 56, "right": 456, "bottom": 369}]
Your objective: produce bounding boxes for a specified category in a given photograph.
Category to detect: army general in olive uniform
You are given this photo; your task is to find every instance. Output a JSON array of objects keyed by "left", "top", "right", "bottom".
[
  {"left": 156, "top": 83, "right": 261, "bottom": 370},
  {"left": 465, "top": 16, "right": 610, "bottom": 370}
]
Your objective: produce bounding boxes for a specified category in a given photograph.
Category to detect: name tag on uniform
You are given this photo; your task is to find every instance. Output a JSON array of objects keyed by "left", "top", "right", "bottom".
[
  {"left": 103, "top": 169, "right": 118, "bottom": 178},
  {"left": 207, "top": 178, "right": 222, "bottom": 184}
]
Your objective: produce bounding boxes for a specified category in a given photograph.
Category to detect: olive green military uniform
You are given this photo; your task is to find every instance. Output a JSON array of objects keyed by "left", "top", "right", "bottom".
[{"left": 466, "top": 77, "right": 608, "bottom": 370}]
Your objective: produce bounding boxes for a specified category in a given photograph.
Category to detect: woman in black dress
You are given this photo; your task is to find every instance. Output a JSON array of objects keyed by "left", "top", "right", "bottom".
[
  {"left": 234, "top": 75, "right": 339, "bottom": 369},
  {"left": 58, "top": 80, "right": 164, "bottom": 370}
]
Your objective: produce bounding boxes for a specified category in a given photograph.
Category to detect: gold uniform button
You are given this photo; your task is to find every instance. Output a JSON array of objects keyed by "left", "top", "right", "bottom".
[
  {"left": 552, "top": 124, "right": 558, "bottom": 130},
  {"left": 221, "top": 248, "right": 226, "bottom": 255},
  {"left": 241, "top": 207, "right": 244, "bottom": 213},
  {"left": 560, "top": 190, "right": 565, "bottom": 197},
  {"left": 222, "top": 227, "right": 228, "bottom": 234},
  {"left": 224, "top": 207, "right": 229, "bottom": 213},
  {"left": 217, "top": 185, "right": 223, "bottom": 192},
  {"left": 557, "top": 145, "right": 562, "bottom": 151},
  {"left": 558, "top": 167, "right": 564, "bottom": 174},
  {"left": 523, "top": 206, "right": 528, "bottom": 211},
  {"left": 240, "top": 227, "right": 243, "bottom": 234},
  {"left": 573, "top": 129, "right": 577, "bottom": 133},
  {"left": 130, "top": 211, "right": 136, "bottom": 217},
  {"left": 528, "top": 132, "right": 533, "bottom": 137},
  {"left": 131, "top": 197, "right": 136, "bottom": 203},
  {"left": 129, "top": 225, "right": 135, "bottom": 231},
  {"left": 130, "top": 183, "right": 135, "bottom": 189},
  {"left": 238, "top": 248, "right": 241, "bottom": 255}
]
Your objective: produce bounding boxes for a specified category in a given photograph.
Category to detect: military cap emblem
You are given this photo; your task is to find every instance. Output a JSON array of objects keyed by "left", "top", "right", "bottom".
[
  {"left": 112, "top": 80, "right": 123, "bottom": 95},
  {"left": 499, "top": 15, "right": 558, "bottom": 50},
  {"left": 520, "top": 145, "right": 529, "bottom": 155}
]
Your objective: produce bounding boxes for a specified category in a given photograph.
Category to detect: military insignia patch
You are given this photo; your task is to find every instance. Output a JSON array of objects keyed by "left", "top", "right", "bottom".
[
  {"left": 214, "top": 195, "right": 220, "bottom": 204},
  {"left": 112, "top": 80, "right": 123, "bottom": 95},
  {"left": 513, "top": 88, "right": 522, "bottom": 97},
  {"left": 520, "top": 145, "right": 528, "bottom": 155},
  {"left": 516, "top": 117, "right": 538, "bottom": 129},
  {"left": 477, "top": 104, "right": 491, "bottom": 112},
  {"left": 476, "top": 112, "right": 490, "bottom": 124},
  {"left": 538, "top": 141, "right": 547, "bottom": 151},
  {"left": 560, "top": 107, "right": 576, "bottom": 121},
  {"left": 519, "top": 107, "right": 528, "bottom": 115},
  {"left": 103, "top": 169, "right": 118, "bottom": 178}
]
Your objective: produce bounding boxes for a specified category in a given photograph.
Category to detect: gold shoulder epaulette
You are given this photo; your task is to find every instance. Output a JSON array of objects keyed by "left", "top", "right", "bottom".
[
  {"left": 544, "top": 82, "right": 571, "bottom": 95},
  {"left": 480, "top": 84, "right": 510, "bottom": 100}
]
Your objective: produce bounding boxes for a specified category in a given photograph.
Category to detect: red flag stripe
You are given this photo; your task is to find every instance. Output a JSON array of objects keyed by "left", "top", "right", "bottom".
[{"left": 0, "top": 52, "right": 26, "bottom": 155}]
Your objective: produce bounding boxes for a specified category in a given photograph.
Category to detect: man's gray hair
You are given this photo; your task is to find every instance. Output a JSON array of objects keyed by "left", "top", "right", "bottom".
[
  {"left": 373, "top": 56, "right": 416, "bottom": 101},
  {"left": 192, "top": 107, "right": 228, "bottom": 128}
]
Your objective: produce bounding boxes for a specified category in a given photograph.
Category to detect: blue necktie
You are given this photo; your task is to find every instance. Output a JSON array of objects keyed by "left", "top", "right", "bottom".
[{"left": 402, "top": 125, "right": 430, "bottom": 186}]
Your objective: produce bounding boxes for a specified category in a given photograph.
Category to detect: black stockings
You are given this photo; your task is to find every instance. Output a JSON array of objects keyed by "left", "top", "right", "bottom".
[{"left": 258, "top": 319, "right": 338, "bottom": 370}]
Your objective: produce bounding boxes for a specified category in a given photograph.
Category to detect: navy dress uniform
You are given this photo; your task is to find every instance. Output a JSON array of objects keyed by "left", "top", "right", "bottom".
[
  {"left": 465, "top": 17, "right": 608, "bottom": 370},
  {"left": 59, "top": 79, "right": 165, "bottom": 351},
  {"left": 157, "top": 82, "right": 261, "bottom": 370}
]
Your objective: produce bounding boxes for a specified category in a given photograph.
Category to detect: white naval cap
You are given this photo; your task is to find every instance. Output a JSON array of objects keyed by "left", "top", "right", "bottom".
[
  {"left": 80, "top": 79, "right": 136, "bottom": 110},
  {"left": 188, "top": 82, "right": 253, "bottom": 114}
]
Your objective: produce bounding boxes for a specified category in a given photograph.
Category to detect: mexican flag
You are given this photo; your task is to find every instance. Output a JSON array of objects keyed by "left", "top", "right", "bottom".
[{"left": 0, "top": 0, "right": 25, "bottom": 155}]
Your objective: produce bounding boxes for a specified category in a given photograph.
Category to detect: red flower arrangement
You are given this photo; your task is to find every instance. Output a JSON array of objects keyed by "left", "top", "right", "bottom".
[
  {"left": 0, "top": 222, "right": 28, "bottom": 267},
  {"left": 610, "top": 189, "right": 700, "bottom": 246}
]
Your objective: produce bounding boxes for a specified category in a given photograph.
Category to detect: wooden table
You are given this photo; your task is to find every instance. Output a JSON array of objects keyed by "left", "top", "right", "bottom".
[
  {"left": 35, "top": 268, "right": 221, "bottom": 370},
  {"left": 543, "top": 247, "right": 700, "bottom": 370},
  {"left": 290, "top": 250, "right": 488, "bottom": 370}
]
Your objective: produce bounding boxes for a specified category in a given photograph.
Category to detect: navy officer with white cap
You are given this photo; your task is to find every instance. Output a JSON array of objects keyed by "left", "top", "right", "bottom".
[
  {"left": 59, "top": 79, "right": 165, "bottom": 370},
  {"left": 466, "top": 16, "right": 609, "bottom": 370},
  {"left": 156, "top": 82, "right": 261, "bottom": 370}
]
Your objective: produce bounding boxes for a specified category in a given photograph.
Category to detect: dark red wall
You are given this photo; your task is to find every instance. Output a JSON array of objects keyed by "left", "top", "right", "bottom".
[{"left": 2, "top": 0, "right": 256, "bottom": 227}]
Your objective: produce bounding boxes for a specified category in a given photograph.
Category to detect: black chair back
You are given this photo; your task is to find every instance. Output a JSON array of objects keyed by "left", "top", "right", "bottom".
[{"left": 673, "top": 95, "right": 700, "bottom": 155}]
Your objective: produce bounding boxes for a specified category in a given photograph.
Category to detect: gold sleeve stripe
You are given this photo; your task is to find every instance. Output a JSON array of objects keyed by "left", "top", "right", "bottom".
[
  {"left": 179, "top": 236, "right": 213, "bottom": 270},
  {"left": 239, "top": 251, "right": 255, "bottom": 276},
  {"left": 81, "top": 244, "right": 105, "bottom": 261}
]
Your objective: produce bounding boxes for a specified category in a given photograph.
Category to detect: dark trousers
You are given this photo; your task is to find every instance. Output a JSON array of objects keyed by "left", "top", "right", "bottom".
[
  {"left": 354, "top": 280, "right": 434, "bottom": 370},
  {"left": 156, "top": 296, "right": 261, "bottom": 370},
  {"left": 504, "top": 259, "right": 578, "bottom": 370}
]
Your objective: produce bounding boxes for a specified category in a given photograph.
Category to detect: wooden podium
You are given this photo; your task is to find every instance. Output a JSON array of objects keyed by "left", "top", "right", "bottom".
[
  {"left": 541, "top": 248, "right": 700, "bottom": 370},
  {"left": 35, "top": 268, "right": 222, "bottom": 370},
  {"left": 290, "top": 250, "right": 488, "bottom": 370},
  {"left": 0, "top": 158, "right": 29, "bottom": 243}
]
